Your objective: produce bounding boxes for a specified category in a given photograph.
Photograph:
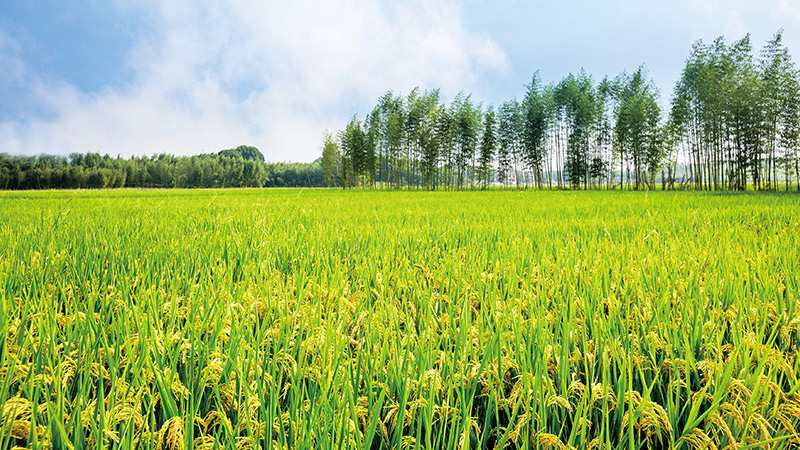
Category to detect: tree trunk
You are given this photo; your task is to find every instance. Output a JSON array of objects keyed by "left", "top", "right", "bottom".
[{"left": 796, "top": 155, "right": 799, "bottom": 192}]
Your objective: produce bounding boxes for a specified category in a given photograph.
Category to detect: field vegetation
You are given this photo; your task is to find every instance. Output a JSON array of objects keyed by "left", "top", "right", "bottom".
[{"left": 1, "top": 189, "right": 798, "bottom": 449}]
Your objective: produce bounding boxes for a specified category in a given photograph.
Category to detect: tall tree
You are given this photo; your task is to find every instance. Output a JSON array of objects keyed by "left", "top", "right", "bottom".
[
  {"left": 593, "top": 77, "right": 615, "bottom": 188},
  {"left": 555, "top": 71, "right": 597, "bottom": 189},
  {"left": 408, "top": 89, "right": 442, "bottom": 189},
  {"left": 614, "top": 66, "right": 663, "bottom": 189},
  {"left": 521, "top": 72, "right": 552, "bottom": 188},
  {"left": 321, "top": 131, "right": 340, "bottom": 187},
  {"left": 760, "top": 30, "right": 800, "bottom": 190},
  {"left": 497, "top": 100, "right": 522, "bottom": 187},
  {"left": 478, "top": 106, "right": 497, "bottom": 189},
  {"left": 452, "top": 93, "right": 481, "bottom": 189},
  {"left": 780, "top": 62, "right": 800, "bottom": 190},
  {"left": 435, "top": 104, "right": 455, "bottom": 189},
  {"left": 364, "top": 108, "right": 380, "bottom": 187},
  {"left": 339, "top": 116, "right": 366, "bottom": 188}
]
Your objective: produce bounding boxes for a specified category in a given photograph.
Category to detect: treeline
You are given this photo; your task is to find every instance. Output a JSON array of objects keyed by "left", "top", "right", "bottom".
[
  {"left": 0, "top": 146, "right": 327, "bottom": 189},
  {"left": 323, "top": 31, "right": 800, "bottom": 191}
]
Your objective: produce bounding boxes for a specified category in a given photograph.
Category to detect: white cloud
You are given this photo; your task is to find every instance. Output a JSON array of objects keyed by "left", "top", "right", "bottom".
[
  {"left": 688, "top": 0, "right": 800, "bottom": 43},
  {"left": 0, "top": 0, "right": 508, "bottom": 161},
  {"left": 779, "top": 0, "right": 800, "bottom": 22}
]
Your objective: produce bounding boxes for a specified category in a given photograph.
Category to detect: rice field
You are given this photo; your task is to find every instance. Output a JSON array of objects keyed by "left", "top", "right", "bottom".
[{"left": 1, "top": 188, "right": 799, "bottom": 450}]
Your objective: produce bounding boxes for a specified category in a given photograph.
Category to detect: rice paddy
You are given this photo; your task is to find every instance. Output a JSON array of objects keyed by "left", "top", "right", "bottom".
[{"left": 1, "top": 188, "right": 799, "bottom": 449}]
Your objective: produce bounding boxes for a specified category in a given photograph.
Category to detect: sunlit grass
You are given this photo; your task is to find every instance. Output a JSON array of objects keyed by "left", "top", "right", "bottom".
[{"left": 1, "top": 188, "right": 798, "bottom": 449}]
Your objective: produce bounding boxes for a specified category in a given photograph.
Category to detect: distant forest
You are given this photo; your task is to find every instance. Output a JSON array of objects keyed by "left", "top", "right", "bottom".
[
  {"left": 0, "top": 146, "right": 326, "bottom": 189},
  {"left": 323, "top": 31, "right": 800, "bottom": 191}
]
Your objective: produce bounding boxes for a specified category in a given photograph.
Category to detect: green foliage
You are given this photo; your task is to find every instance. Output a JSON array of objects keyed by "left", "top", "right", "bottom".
[
  {"left": 614, "top": 66, "right": 663, "bottom": 189},
  {"left": 478, "top": 106, "right": 497, "bottom": 189},
  {"left": 218, "top": 145, "right": 265, "bottom": 162},
  {"left": 327, "top": 30, "right": 799, "bottom": 192},
  {"left": 411, "top": 89, "right": 442, "bottom": 189},
  {"left": 321, "top": 131, "right": 341, "bottom": 188},
  {"left": 1, "top": 189, "right": 798, "bottom": 449},
  {"left": 0, "top": 147, "right": 332, "bottom": 190},
  {"left": 497, "top": 99, "right": 522, "bottom": 187},
  {"left": 262, "top": 160, "right": 324, "bottom": 188},
  {"left": 453, "top": 93, "right": 482, "bottom": 188},
  {"left": 339, "top": 116, "right": 368, "bottom": 188},
  {"left": 521, "top": 72, "right": 551, "bottom": 186},
  {"left": 554, "top": 71, "right": 600, "bottom": 188},
  {"left": 670, "top": 30, "right": 800, "bottom": 191}
]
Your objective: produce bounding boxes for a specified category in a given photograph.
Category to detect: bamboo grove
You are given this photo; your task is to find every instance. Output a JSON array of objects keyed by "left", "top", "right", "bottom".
[{"left": 324, "top": 31, "right": 800, "bottom": 191}]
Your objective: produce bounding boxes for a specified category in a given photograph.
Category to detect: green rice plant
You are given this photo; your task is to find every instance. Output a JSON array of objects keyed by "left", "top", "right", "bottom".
[{"left": 0, "top": 189, "right": 798, "bottom": 449}]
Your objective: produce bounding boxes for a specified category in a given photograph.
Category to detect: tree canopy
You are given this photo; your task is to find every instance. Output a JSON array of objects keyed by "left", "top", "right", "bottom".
[{"left": 218, "top": 145, "right": 266, "bottom": 162}]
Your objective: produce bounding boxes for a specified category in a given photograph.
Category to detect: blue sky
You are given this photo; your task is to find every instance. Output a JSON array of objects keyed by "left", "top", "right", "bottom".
[{"left": 1, "top": 0, "right": 799, "bottom": 162}]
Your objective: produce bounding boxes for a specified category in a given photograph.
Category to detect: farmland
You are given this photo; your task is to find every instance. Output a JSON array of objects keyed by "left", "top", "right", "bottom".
[{"left": 1, "top": 188, "right": 799, "bottom": 449}]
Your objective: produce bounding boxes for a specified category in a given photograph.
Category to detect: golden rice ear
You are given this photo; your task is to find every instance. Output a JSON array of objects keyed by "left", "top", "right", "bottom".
[
  {"left": 546, "top": 394, "right": 573, "bottom": 412},
  {"left": 193, "top": 435, "right": 216, "bottom": 450},
  {"left": 651, "top": 401, "right": 673, "bottom": 438},
  {"left": 535, "top": 432, "right": 571, "bottom": 450},
  {"left": 769, "top": 409, "right": 797, "bottom": 439},
  {"left": 726, "top": 378, "right": 752, "bottom": 402},
  {"left": 2, "top": 396, "right": 32, "bottom": 425},
  {"left": 163, "top": 416, "right": 185, "bottom": 450},
  {"left": 103, "top": 428, "right": 121, "bottom": 445},
  {"left": 747, "top": 414, "right": 773, "bottom": 446},
  {"left": 154, "top": 424, "right": 165, "bottom": 450},
  {"left": 9, "top": 419, "right": 31, "bottom": 440},
  {"left": 567, "top": 375, "right": 586, "bottom": 400},
  {"left": 708, "top": 411, "right": 735, "bottom": 448},
  {"left": 681, "top": 428, "right": 719, "bottom": 450},
  {"left": 720, "top": 402, "right": 746, "bottom": 429}
]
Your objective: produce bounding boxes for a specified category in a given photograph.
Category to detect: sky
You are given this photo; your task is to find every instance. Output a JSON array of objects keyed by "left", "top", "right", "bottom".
[{"left": 1, "top": 0, "right": 799, "bottom": 162}]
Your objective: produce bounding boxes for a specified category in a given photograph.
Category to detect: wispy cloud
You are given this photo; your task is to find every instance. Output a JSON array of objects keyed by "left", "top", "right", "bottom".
[
  {"left": 779, "top": 0, "right": 800, "bottom": 23},
  {"left": 0, "top": 0, "right": 508, "bottom": 161}
]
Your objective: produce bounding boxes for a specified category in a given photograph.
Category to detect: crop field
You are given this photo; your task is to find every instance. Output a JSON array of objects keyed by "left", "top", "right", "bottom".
[{"left": 1, "top": 188, "right": 799, "bottom": 450}]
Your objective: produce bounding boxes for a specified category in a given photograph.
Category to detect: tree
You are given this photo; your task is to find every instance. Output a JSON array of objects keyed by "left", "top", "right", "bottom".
[
  {"left": 339, "top": 116, "right": 367, "bottom": 188},
  {"left": 218, "top": 145, "right": 265, "bottom": 162},
  {"left": 478, "top": 106, "right": 497, "bottom": 189},
  {"left": 435, "top": 104, "right": 455, "bottom": 188},
  {"left": 497, "top": 100, "right": 522, "bottom": 187},
  {"left": 614, "top": 66, "right": 663, "bottom": 189},
  {"left": 452, "top": 93, "right": 481, "bottom": 189},
  {"left": 364, "top": 107, "right": 381, "bottom": 187},
  {"left": 417, "top": 91, "right": 442, "bottom": 190},
  {"left": 521, "top": 72, "right": 552, "bottom": 188},
  {"left": 727, "top": 35, "right": 762, "bottom": 190},
  {"left": 760, "top": 30, "right": 800, "bottom": 191},
  {"left": 321, "top": 131, "right": 340, "bottom": 188},
  {"left": 780, "top": 63, "right": 800, "bottom": 190},
  {"left": 377, "top": 92, "right": 406, "bottom": 189},
  {"left": 555, "top": 71, "right": 597, "bottom": 189},
  {"left": 404, "top": 88, "right": 442, "bottom": 189}
]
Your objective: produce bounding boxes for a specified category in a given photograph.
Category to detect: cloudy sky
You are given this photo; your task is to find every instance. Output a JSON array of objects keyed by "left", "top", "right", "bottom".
[{"left": 1, "top": 0, "right": 799, "bottom": 162}]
